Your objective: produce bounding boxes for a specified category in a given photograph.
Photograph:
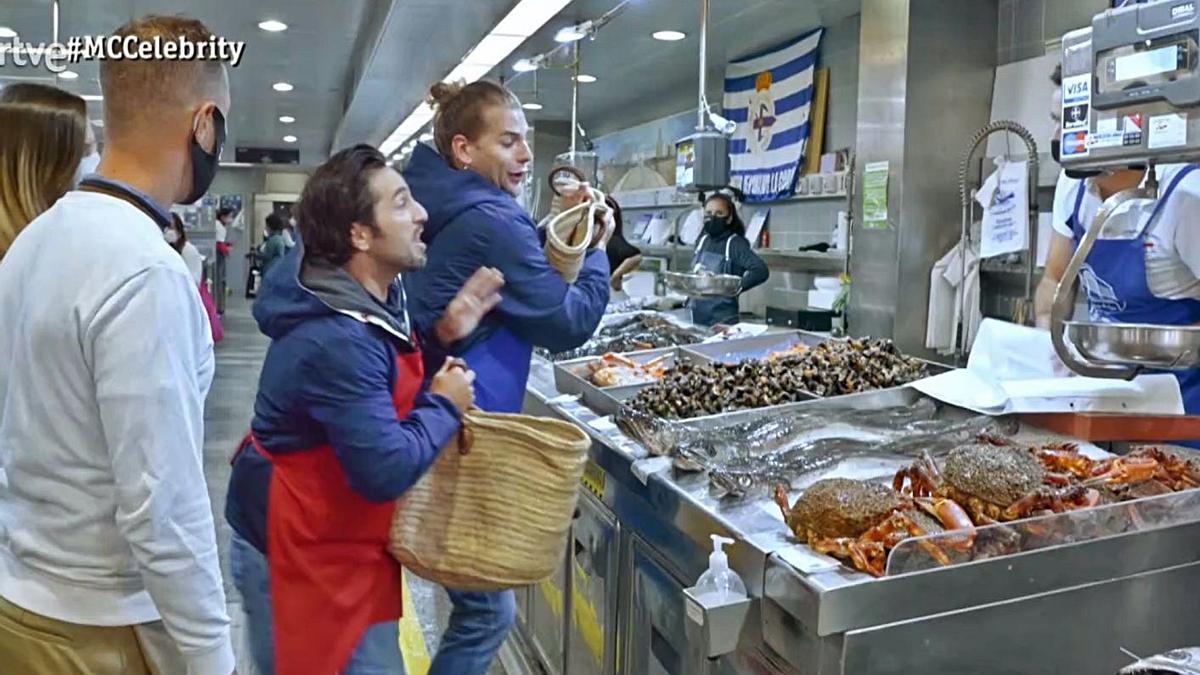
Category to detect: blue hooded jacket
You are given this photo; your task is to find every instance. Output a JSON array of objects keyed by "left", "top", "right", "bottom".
[
  {"left": 225, "top": 243, "right": 462, "bottom": 552},
  {"left": 403, "top": 143, "right": 610, "bottom": 412}
]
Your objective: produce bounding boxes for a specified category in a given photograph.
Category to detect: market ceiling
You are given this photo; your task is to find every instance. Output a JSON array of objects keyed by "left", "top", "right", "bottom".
[{"left": 0, "top": 0, "right": 861, "bottom": 167}]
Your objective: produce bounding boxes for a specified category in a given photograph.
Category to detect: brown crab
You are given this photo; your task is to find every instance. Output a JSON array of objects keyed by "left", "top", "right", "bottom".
[
  {"left": 773, "top": 478, "right": 974, "bottom": 577},
  {"left": 977, "top": 435, "right": 1176, "bottom": 497},
  {"left": 893, "top": 444, "right": 1101, "bottom": 525}
]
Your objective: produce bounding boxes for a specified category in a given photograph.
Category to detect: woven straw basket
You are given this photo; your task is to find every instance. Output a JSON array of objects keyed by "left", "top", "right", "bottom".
[
  {"left": 388, "top": 410, "right": 591, "bottom": 591},
  {"left": 543, "top": 202, "right": 594, "bottom": 283}
]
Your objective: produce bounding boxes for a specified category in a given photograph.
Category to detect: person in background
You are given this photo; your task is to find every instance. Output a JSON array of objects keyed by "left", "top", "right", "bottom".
[
  {"left": 167, "top": 212, "right": 223, "bottom": 344},
  {"left": 689, "top": 192, "right": 769, "bottom": 325},
  {"left": 605, "top": 195, "right": 643, "bottom": 292},
  {"left": 226, "top": 144, "right": 503, "bottom": 674},
  {"left": 166, "top": 212, "right": 205, "bottom": 284},
  {"left": 0, "top": 85, "right": 89, "bottom": 259},
  {"left": 259, "top": 212, "right": 289, "bottom": 278},
  {"left": 281, "top": 214, "right": 298, "bottom": 248},
  {"left": 0, "top": 82, "right": 98, "bottom": 184},
  {"left": 214, "top": 205, "right": 235, "bottom": 255},
  {"left": 0, "top": 14, "right": 235, "bottom": 674},
  {"left": 1036, "top": 64, "right": 1200, "bottom": 444},
  {"left": 403, "top": 79, "right": 610, "bottom": 675}
]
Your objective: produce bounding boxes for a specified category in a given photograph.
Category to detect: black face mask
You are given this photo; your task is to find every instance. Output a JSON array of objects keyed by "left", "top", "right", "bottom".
[
  {"left": 1051, "top": 138, "right": 1102, "bottom": 180},
  {"left": 703, "top": 215, "right": 729, "bottom": 237},
  {"left": 183, "top": 107, "right": 226, "bottom": 205}
]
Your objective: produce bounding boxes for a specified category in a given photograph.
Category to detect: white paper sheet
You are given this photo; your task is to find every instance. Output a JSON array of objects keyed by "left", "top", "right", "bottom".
[
  {"left": 745, "top": 209, "right": 769, "bottom": 249},
  {"left": 976, "top": 160, "right": 1030, "bottom": 259},
  {"left": 678, "top": 208, "right": 704, "bottom": 245},
  {"left": 645, "top": 211, "right": 672, "bottom": 245},
  {"left": 912, "top": 318, "right": 1185, "bottom": 415}
]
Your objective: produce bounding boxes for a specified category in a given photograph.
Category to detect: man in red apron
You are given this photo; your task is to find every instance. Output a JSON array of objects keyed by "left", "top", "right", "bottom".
[{"left": 225, "top": 144, "right": 504, "bottom": 674}]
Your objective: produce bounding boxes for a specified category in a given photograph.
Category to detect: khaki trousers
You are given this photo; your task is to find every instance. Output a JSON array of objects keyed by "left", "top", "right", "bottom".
[{"left": 0, "top": 595, "right": 187, "bottom": 675}]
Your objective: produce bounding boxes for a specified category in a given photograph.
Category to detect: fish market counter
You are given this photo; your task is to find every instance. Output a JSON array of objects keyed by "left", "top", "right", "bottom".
[{"left": 513, "top": 346, "right": 1200, "bottom": 675}]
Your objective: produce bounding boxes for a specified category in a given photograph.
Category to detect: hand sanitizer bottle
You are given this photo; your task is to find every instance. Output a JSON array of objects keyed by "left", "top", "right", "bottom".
[{"left": 692, "top": 535, "right": 747, "bottom": 604}]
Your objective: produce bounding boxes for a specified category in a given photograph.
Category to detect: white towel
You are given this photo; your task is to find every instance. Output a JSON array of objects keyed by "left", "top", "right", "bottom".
[{"left": 926, "top": 238, "right": 981, "bottom": 354}]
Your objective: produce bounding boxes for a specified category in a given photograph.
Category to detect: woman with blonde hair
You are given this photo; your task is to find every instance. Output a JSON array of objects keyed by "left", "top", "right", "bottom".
[{"left": 0, "top": 85, "right": 88, "bottom": 258}]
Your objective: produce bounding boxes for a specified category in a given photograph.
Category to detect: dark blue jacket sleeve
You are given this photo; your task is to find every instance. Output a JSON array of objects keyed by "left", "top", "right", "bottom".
[
  {"left": 730, "top": 235, "right": 769, "bottom": 294},
  {"left": 299, "top": 332, "right": 462, "bottom": 503},
  {"left": 469, "top": 203, "right": 611, "bottom": 352}
]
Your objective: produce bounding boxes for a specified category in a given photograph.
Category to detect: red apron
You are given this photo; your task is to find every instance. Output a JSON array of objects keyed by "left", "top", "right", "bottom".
[{"left": 253, "top": 349, "right": 423, "bottom": 674}]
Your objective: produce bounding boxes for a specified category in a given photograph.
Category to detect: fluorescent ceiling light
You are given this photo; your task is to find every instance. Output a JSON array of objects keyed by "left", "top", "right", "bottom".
[
  {"left": 443, "top": 62, "right": 494, "bottom": 84},
  {"left": 219, "top": 161, "right": 256, "bottom": 168},
  {"left": 513, "top": 58, "right": 539, "bottom": 72},
  {"left": 652, "top": 30, "right": 686, "bottom": 41},
  {"left": 283, "top": 135, "right": 297, "bottom": 143},
  {"left": 418, "top": 132, "right": 434, "bottom": 142},
  {"left": 555, "top": 22, "right": 591, "bottom": 43},
  {"left": 380, "top": 0, "right": 573, "bottom": 156},
  {"left": 81, "top": 94, "right": 103, "bottom": 101},
  {"left": 522, "top": 102, "right": 543, "bottom": 111},
  {"left": 0, "top": 27, "right": 16, "bottom": 39},
  {"left": 272, "top": 82, "right": 293, "bottom": 92},
  {"left": 575, "top": 74, "right": 597, "bottom": 83},
  {"left": 492, "top": 0, "right": 572, "bottom": 37},
  {"left": 462, "top": 34, "right": 526, "bottom": 66},
  {"left": 58, "top": 70, "right": 78, "bottom": 80},
  {"left": 279, "top": 115, "right": 295, "bottom": 123},
  {"left": 258, "top": 20, "right": 288, "bottom": 32}
]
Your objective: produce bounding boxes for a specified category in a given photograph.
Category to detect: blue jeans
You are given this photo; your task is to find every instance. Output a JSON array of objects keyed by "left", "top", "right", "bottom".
[
  {"left": 229, "top": 531, "right": 406, "bottom": 674},
  {"left": 428, "top": 588, "right": 516, "bottom": 675}
]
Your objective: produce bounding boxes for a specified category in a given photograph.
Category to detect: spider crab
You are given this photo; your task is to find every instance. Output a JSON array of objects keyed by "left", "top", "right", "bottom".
[
  {"left": 773, "top": 478, "right": 974, "bottom": 577},
  {"left": 893, "top": 443, "right": 1102, "bottom": 525}
]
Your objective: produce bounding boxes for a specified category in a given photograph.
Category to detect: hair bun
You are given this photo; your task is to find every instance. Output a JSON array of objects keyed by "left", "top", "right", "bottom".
[{"left": 428, "top": 80, "right": 465, "bottom": 108}]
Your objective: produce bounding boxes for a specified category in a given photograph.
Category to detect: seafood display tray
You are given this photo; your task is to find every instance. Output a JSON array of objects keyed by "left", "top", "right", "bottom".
[
  {"left": 680, "top": 329, "right": 952, "bottom": 377},
  {"left": 551, "top": 346, "right": 689, "bottom": 399},
  {"left": 526, "top": 351, "right": 1200, "bottom": 675},
  {"left": 575, "top": 330, "right": 954, "bottom": 422},
  {"left": 680, "top": 329, "right": 836, "bottom": 365}
]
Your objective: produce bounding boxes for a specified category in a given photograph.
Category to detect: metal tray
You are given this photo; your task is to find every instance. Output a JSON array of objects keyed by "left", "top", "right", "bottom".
[
  {"left": 681, "top": 330, "right": 833, "bottom": 365},
  {"left": 1066, "top": 321, "right": 1200, "bottom": 370},
  {"left": 575, "top": 334, "right": 954, "bottom": 421},
  {"left": 552, "top": 346, "right": 681, "bottom": 396},
  {"left": 664, "top": 271, "right": 742, "bottom": 298}
]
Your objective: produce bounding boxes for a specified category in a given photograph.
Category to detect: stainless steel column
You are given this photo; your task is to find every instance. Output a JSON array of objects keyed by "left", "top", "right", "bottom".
[{"left": 849, "top": 0, "right": 999, "bottom": 354}]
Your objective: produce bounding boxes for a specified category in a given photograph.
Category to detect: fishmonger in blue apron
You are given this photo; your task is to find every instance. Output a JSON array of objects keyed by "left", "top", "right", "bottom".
[
  {"left": 689, "top": 193, "right": 769, "bottom": 326},
  {"left": 1067, "top": 164, "right": 1200, "bottom": 447}
]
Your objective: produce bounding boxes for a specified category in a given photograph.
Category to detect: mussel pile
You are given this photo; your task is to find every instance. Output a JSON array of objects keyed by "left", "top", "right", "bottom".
[
  {"left": 626, "top": 360, "right": 809, "bottom": 419},
  {"left": 789, "top": 338, "right": 928, "bottom": 397},
  {"left": 626, "top": 338, "right": 928, "bottom": 419},
  {"left": 540, "top": 314, "right": 707, "bottom": 361}
]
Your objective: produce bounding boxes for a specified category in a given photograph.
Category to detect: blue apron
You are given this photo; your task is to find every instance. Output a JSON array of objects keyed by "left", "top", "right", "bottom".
[
  {"left": 690, "top": 234, "right": 739, "bottom": 326},
  {"left": 1068, "top": 166, "right": 1200, "bottom": 443}
]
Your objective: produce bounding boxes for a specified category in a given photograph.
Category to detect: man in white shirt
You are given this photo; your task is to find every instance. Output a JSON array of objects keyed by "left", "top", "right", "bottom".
[{"left": 0, "top": 14, "right": 235, "bottom": 675}]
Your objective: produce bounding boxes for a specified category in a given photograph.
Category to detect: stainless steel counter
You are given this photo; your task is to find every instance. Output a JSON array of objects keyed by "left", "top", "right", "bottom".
[{"left": 516, "top": 335, "right": 1200, "bottom": 675}]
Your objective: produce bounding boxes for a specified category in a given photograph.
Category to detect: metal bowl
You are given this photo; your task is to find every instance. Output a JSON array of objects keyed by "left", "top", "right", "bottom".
[
  {"left": 664, "top": 272, "right": 741, "bottom": 298},
  {"left": 1065, "top": 321, "right": 1200, "bottom": 370}
]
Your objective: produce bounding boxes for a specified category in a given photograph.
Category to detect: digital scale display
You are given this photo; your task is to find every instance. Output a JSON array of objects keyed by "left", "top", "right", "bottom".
[
  {"left": 1100, "top": 36, "right": 1193, "bottom": 94},
  {"left": 1113, "top": 43, "right": 1187, "bottom": 82}
]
